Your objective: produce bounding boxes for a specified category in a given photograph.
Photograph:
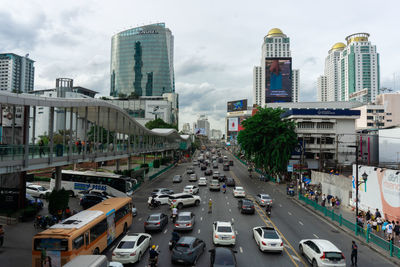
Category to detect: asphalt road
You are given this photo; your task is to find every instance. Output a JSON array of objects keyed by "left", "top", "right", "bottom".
[{"left": 1, "top": 149, "right": 395, "bottom": 266}]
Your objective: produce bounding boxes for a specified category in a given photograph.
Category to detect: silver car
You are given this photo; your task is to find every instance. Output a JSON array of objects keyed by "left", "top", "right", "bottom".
[
  {"left": 189, "top": 173, "right": 198, "bottom": 182},
  {"left": 255, "top": 194, "right": 273, "bottom": 206},
  {"left": 174, "top": 211, "right": 195, "bottom": 231},
  {"left": 173, "top": 175, "right": 182, "bottom": 183}
]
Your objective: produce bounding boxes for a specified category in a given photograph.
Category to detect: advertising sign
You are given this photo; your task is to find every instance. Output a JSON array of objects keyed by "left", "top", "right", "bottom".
[
  {"left": 265, "top": 58, "right": 292, "bottom": 103},
  {"left": 194, "top": 128, "right": 206, "bottom": 135},
  {"left": 1, "top": 105, "right": 24, "bottom": 127},
  {"left": 228, "top": 118, "right": 238, "bottom": 132},
  {"left": 107, "top": 212, "right": 116, "bottom": 245},
  {"left": 353, "top": 165, "right": 400, "bottom": 221},
  {"left": 227, "top": 99, "right": 248, "bottom": 112}
]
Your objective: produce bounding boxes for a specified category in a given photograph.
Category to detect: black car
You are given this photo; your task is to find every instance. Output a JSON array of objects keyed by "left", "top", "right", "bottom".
[
  {"left": 238, "top": 199, "right": 255, "bottom": 214},
  {"left": 229, "top": 160, "right": 234, "bottom": 166},
  {"left": 80, "top": 194, "right": 108, "bottom": 209},
  {"left": 201, "top": 165, "right": 207, "bottom": 171},
  {"left": 223, "top": 164, "right": 230, "bottom": 171},
  {"left": 218, "top": 158, "right": 223, "bottom": 163},
  {"left": 171, "top": 236, "right": 206, "bottom": 265},
  {"left": 205, "top": 169, "right": 213, "bottom": 176},
  {"left": 218, "top": 174, "right": 227, "bottom": 183},
  {"left": 226, "top": 178, "right": 235, "bottom": 187},
  {"left": 209, "top": 247, "right": 237, "bottom": 267}
]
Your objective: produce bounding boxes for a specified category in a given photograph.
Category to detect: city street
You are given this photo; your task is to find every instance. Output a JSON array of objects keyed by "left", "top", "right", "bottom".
[{"left": 1, "top": 150, "right": 396, "bottom": 266}]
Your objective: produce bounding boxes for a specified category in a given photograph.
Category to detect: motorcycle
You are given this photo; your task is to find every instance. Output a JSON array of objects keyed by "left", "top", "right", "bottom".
[
  {"left": 169, "top": 240, "right": 177, "bottom": 251},
  {"left": 266, "top": 206, "right": 272, "bottom": 217},
  {"left": 171, "top": 214, "right": 177, "bottom": 223},
  {"left": 287, "top": 187, "right": 295, "bottom": 197},
  {"left": 148, "top": 256, "right": 158, "bottom": 267},
  {"left": 148, "top": 200, "right": 161, "bottom": 209}
]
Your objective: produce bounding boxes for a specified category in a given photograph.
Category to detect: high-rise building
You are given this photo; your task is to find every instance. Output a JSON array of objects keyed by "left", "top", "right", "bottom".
[
  {"left": 317, "top": 75, "right": 328, "bottom": 102},
  {"left": 182, "top": 123, "right": 191, "bottom": 134},
  {"left": 338, "top": 33, "right": 380, "bottom": 103},
  {"left": 253, "top": 28, "right": 298, "bottom": 106},
  {"left": 292, "top": 69, "right": 300, "bottom": 102},
  {"left": 324, "top": 43, "right": 345, "bottom": 101},
  {"left": 197, "top": 115, "right": 210, "bottom": 137},
  {"left": 0, "top": 53, "right": 35, "bottom": 93},
  {"left": 253, "top": 66, "right": 262, "bottom": 106},
  {"left": 110, "top": 23, "right": 175, "bottom": 97}
]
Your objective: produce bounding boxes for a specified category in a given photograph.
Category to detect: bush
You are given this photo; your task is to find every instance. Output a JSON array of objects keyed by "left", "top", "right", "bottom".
[
  {"left": 48, "top": 189, "right": 69, "bottom": 215},
  {"left": 153, "top": 159, "right": 160, "bottom": 168}
]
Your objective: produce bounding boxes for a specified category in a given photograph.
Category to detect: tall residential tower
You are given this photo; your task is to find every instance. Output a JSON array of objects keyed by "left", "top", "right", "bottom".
[
  {"left": 0, "top": 53, "right": 35, "bottom": 93},
  {"left": 110, "top": 23, "right": 175, "bottom": 97}
]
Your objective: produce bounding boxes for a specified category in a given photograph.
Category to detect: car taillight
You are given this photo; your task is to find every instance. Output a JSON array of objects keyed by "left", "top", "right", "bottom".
[
  {"left": 261, "top": 200, "right": 264, "bottom": 203},
  {"left": 175, "top": 224, "right": 179, "bottom": 226},
  {"left": 130, "top": 251, "right": 136, "bottom": 256},
  {"left": 320, "top": 252, "right": 326, "bottom": 260},
  {"left": 156, "top": 222, "right": 160, "bottom": 225},
  {"left": 144, "top": 222, "right": 148, "bottom": 225},
  {"left": 215, "top": 234, "right": 219, "bottom": 238},
  {"left": 187, "top": 250, "right": 193, "bottom": 255},
  {"left": 242, "top": 206, "right": 245, "bottom": 209},
  {"left": 112, "top": 252, "right": 115, "bottom": 256},
  {"left": 172, "top": 200, "right": 176, "bottom": 202},
  {"left": 232, "top": 235, "right": 235, "bottom": 239},
  {"left": 186, "top": 223, "right": 191, "bottom": 226},
  {"left": 261, "top": 241, "right": 266, "bottom": 246},
  {"left": 341, "top": 253, "right": 345, "bottom": 259},
  {"left": 280, "top": 242, "right": 283, "bottom": 246}
]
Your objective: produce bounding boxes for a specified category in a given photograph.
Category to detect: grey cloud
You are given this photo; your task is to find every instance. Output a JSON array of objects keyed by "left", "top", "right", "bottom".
[{"left": 176, "top": 57, "right": 226, "bottom": 77}]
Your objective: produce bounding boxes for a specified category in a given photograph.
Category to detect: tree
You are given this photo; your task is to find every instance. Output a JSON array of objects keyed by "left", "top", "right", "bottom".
[
  {"left": 237, "top": 107, "right": 297, "bottom": 178},
  {"left": 87, "top": 125, "right": 115, "bottom": 144},
  {"left": 145, "top": 118, "right": 178, "bottom": 131}
]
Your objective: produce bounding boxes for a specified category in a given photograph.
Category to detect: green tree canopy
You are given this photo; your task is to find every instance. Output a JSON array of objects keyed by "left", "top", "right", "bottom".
[
  {"left": 87, "top": 126, "right": 115, "bottom": 143},
  {"left": 145, "top": 118, "right": 178, "bottom": 130},
  {"left": 237, "top": 107, "right": 298, "bottom": 176}
]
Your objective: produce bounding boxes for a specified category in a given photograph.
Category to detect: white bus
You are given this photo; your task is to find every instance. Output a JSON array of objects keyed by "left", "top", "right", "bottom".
[{"left": 50, "top": 170, "right": 137, "bottom": 197}]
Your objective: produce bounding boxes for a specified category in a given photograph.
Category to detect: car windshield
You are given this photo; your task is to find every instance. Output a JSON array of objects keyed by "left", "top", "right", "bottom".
[
  {"left": 263, "top": 230, "right": 279, "bottom": 239},
  {"left": 148, "top": 215, "right": 160, "bottom": 221},
  {"left": 236, "top": 188, "right": 244, "bottom": 191},
  {"left": 215, "top": 251, "right": 235, "bottom": 265},
  {"left": 217, "top": 226, "right": 232, "bottom": 233},
  {"left": 37, "top": 186, "right": 47, "bottom": 191},
  {"left": 185, "top": 186, "right": 192, "bottom": 189},
  {"left": 262, "top": 195, "right": 271, "bottom": 199},
  {"left": 178, "top": 215, "right": 191, "bottom": 221},
  {"left": 174, "top": 175, "right": 180, "bottom": 178},
  {"left": 117, "top": 241, "right": 135, "bottom": 249},
  {"left": 325, "top": 252, "right": 344, "bottom": 260}
]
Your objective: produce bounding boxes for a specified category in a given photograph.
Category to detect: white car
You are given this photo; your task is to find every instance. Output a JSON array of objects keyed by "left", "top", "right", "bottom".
[
  {"left": 198, "top": 177, "right": 207, "bottom": 186},
  {"left": 183, "top": 185, "right": 199, "bottom": 194},
  {"left": 147, "top": 194, "right": 171, "bottom": 205},
  {"left": 26, "top": 184, "right": 51, "bottom": 198},
  {"left": 299, "top": 239, "right": 346, "bottom": 267},
  {"left": 168, "top": 193, "right": 201, "bottom": 209},
  {"left": 112, "top": 233, "right": 151, "bottom": 264},
  {"left": 255, "top": 194, "right": 273, "bottom": 206},
  {"left": 189, "top": 173, "right": 198, "bottom": 182},
  {"left": 213, "top": 221, "right": 236, "bottom": 246},
  {"left": 233, "top": 186, "right": 246, "bottom": 198},
  {"left": 253, "top": 226, "right": 283, "bottom": 253}
]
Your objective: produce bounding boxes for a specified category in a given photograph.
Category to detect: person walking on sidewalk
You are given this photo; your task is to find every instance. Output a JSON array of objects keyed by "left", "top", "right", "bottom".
[
  {"left": 351, "top": 240, "right": 358, "bottom": 266},
  {"left": 366, "top": 209, "right": 371, "bottom": 221},
  {"left": 394, "top": 221, "right": 400, "bottom": 243},
  {"left": 321, "top": 194, "right": 326, "bottom": 207}
]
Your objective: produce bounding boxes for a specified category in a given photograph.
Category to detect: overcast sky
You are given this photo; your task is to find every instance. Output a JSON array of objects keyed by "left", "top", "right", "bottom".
[{"left": 2, "top": 0, "right": 400, "bottom": 132}]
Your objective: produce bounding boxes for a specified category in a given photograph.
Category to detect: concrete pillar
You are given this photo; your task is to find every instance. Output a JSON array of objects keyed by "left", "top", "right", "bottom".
[
  {"left": 69, "top": 107, "right": 73, "bottom": 159},
  {"left": 55, "top": 166, "right": 62, "bottom": 191},
  {"left": 143, "top": 154, "right": 146, "bottom": 164},
  {"left": 83, "top": 106, "right": 88, "bottom": 157},
  {"left": 49, "top": 107, "right": 54, "bottom": 163},
  {"left": 31, "top": 106, "right": 36, "bottom": 145},
  {"left": 116, "top": 159, "right": 120, "bottom": 171},
  {"left": 18, "top": 171, "right": 27, "bottom": 209},
  {"left": 23, "top": 106, "right": 30, "bottom": 167},
  {"left": 107, "top": 108, "right": 110, "bottom": 151},
  {"left": 63, "top": 108, "right": 67, "bottom": 149},
  {"left": 128, "top": 157, "right": 132, "bottom": 170}
]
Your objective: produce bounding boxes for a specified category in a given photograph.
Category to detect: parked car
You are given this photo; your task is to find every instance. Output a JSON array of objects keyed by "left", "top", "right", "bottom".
[
  {"left": 186, "top": 167, "right": 195, "bottom": 175},
  {"left": 226, "top": 178, "right": 235, "bottom": 187},
  {"left": 223, "top": 164, "right": 230, "bottom": 171},
  {"left": 299, "top": 239, "right": 346, "bottom": 267},
  {"left": 200, "top": 165, "right": 207, "bottom": 171},
  {"left": 148, "top": 194, "right": 171, "bottom": 205},
  {"left": 213, "top": 221, "right": 236, "bottom": 246},
  {"left": 80, "top": 194, "right": 108, "bottom": 209},
  {"left": 26, "top": 193, "right": 43, "bottom": 209},
  {"left": 26, "top": 184, "right": 51, "bottom": 199},
  {"left": 183, "top": 185, "right": 199, "bottom": 195},
  {"left": 233, "top": 187, "right": 246, "bottom": 198},
  {"left": 198, "top": 177, "right": 207, "bottom": 186},
  {"left": 168, "top": 193, "right": 201, "bottom": 209},
  {"left": 171, "top": 236, "right": 206, "bottom": 265},
  {"left": 229, "top": 160, "right": 234, "bottom": 166},
  {"left": 111, "top": 233, "right": 151, "bottom": 264},
  {"left": 173, "top": 175, "right": 182, "bottom": 183},
  {"left": 189, "top": 173, "right": 198, "bottom": 182},
  {"left": 151, "top": 188, "right": 174, "bottom": 196},
  {"left": 252, "top": 226, "right": 283, "bottom": 253},
  {"left": 174, "top": 211, "right": 195, "bottom": 231},
  {"left": 144, "top": 213, "right": 168, "bottom": 231},
  {"left": 205, "top": 169, "right": 213, "bottom": 176},
  {"left": 255, "top": 194, "right": 273, "bottom": 206},
  {"left": 209, "top": 247, "right": 237, "bottom": 267},
  {"left": 238, "top": 199, "right": 255, "bottom": 214},
  {"left": 209, "top": 179, "right": 220, "bottom": 191}
]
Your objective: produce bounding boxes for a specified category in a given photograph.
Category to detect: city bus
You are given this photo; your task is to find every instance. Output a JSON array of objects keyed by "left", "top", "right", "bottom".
[
  {"left": 50, "top": 170, "right": 138, "bottom": 197},
  {"left": 32, "top": 197, "right": 133, "bottom": 267}
]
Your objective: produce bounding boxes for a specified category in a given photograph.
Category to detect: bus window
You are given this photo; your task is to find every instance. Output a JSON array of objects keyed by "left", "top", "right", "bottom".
[
  {"left": 90, "top": 219, "right": 107, "bottom": 243},
  {"left": 73, "top": 235, "right": 84, "bottom": 250},
  {"left": 34, "top": 238, "right": 68, "bottom": 251},
  {"left": 85, "top": 232, "right": 90, "bottom": 247}
]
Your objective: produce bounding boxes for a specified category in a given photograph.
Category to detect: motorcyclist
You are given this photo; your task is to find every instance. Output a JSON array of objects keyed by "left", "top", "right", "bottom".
[
  {"left": 222, "top": 183, "right": 227, "bottom": 193},
  {"left": 149, "top": 245, "right": 159, "bottom": 266},
  {"left": 0, "top": 225, "right": 4, "bottom": 247},
  {"left": 170, "top": 230, "right": 180, "bottom": 250},
  {"left": 266, "top": 204, "right": 272, "bottom": 215},
  {"left": 150, "top": 196, "right": 156, "bottom": 207},
  {"left": 172, "top": 206, "right": 178, "bottom": 223}
]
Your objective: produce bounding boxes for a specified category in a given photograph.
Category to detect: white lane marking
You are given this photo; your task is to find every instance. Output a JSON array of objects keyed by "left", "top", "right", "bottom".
[
  {"left": 279, "top": 204, "right": 282, "bottom": 207},
  {"left": 232, "top": 218, "right": 234, "bottom": 222},
  {"left": 229, "top": 209, "right": 232, "bottom": 212},
  {"left": 164, "top": 229, "right": 168, "bottom": 234},
  {"left": 198, "top": 229, "right": 201, "bottom": 234},
  {"left": 203, "top": 201, "right": 206, "bottom": 204},
  {"left": 235, "top": 230, "right": 238, "bottom": 235},
  {"left": 225, "top": 196, "right": 228, "bottom": 199},
  {"left": 239, "top": 246, "right": 243, "bottom": 253},
  {"left": 284, "top": 244, "right": 290, "bottom": 249},
  {"left": 299, "top": 221, "right": 304, "bottom": 226},
  {"left": 288, "top": 211, "right": 292, "bottom": 216},
  {"left": 202, "top": 208, "right": 204, "bottom": 211},
  {"left": 138, "top": 217, "right": 142, "bottom": 221},
  {"left": 200, "top": 217, "right": 203, "bottom": 221},
  {"left": 292, "top": 255, "right": 301, "bottom": 262},
  {"left": 227, "top": 202, "right": 229, "bottom": 205},
  {"left": 313, "top": 234, "right": 319, "bottom": 239}
]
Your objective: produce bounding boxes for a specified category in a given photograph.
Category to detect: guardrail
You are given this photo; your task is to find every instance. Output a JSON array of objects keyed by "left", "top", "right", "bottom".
[{"left": 298, "top": 193, "right": 400, "bottom": 259}]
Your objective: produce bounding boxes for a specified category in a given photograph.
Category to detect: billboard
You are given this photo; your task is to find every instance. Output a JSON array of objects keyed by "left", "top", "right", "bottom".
[
  {"left": 227, "top": 99, "right": 247, "bottom": 112},
  {"left": 228, "top": 118, "right": 238, "bottom": 131},
  {"left": 194, "top": 128, "right": 206, "bottom": 135},
  {"left": 265, "top": 58, "right": 292, "bottom": 103}
]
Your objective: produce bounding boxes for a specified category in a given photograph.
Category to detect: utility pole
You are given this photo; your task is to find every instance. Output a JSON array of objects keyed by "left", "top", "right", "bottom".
[{"left": 335, "top": 134, "right": 338, "bottom": 169}]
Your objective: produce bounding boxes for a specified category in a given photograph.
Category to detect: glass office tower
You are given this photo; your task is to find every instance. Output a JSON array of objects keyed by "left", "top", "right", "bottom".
[{"left": 110, "top": 23, "right": 175, "bottom": 97}]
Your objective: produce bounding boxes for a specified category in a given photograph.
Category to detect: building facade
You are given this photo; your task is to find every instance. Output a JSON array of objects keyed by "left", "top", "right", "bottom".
[
  {"left": 338, "top": 33, "right": 380, "bottom": 103},
  {"left": 253, "top": 66, "right": 262, "bottom": 106},
  {"left": 110, "top": 23, "right": 175, "bottom": 97},
  {"left": 325, "top": 43, "right": 345, "bottom": 101},
  {"left": 197, "top": 115, "right": 210, "bottom": 137},
  {"left": 292, "top": 69, "right": 300, "bottom": 102},
  {"left": 210, "top": 129, "right": 222, "bottom": 140},
  {"left": 0, "top": 53, "right": 35, "bottom": 93},
  {"left": 317, "top": 75, "right": 327, "bottom": 102},
  {"left": 182, "top": 123, "right": 191, "bottom": 134}
]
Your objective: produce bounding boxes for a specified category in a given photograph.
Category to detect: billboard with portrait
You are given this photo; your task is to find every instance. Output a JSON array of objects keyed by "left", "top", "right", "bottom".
[
  {"left": 227, "top": 99, "right": 248, "bottom": 112},
  {"left": 265, "top": 58, "right": 292, "bottom": 103},
  {"left": 194, "top": 128, "right": 206, "bottom": 135}
]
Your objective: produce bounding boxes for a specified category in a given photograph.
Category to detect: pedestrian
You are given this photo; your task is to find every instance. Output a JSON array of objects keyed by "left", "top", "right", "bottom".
[
  {"left": 372, "top": 220, "right": 377, "bottom": 232},
  {"left": 315, "top": 193, "right": 319, "bottom": 204},
  {"left": 387, "top": 221, "right": 394, "bottom": 241},
  {"left": 375, "top": 208, "right": 381, "bottom": 219},
  {"left": 351, "top": 240, "right": 358, "bottom": 266},
  {"left": 39, "top": 139, "right": 45, "bottom": 157},
  {"left": 77, "top": 140, "right": 82, "bottom": 154},
  {"left": 321, "top": 194, "right": 326, "bottom": 207},
  {"left": 366, "top": 209, "right": 371, "bottom": 221},
  {"left": 376, "top": 216, "right": 383, "bottom": 232},
  {"left": 331, "top": 196, "right": 336, "bottom": 208},
  {"left": 394, "top": 221, "right": 400, "bottom": 243}
]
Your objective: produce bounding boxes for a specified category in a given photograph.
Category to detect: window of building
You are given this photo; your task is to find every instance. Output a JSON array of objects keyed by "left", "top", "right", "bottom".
[
  {"left": 367, "top": 123, "right": 373, "bottom": 126},
  {"left": 367, "top": 109, "right": 373, "bottom": 113},
  {"left": 316, "top": 122, "right": 333, "bottom": 129},
  {"left": 367, "top": 116, "right": 373, "bottom": 120},
  {"left": 298, "top": 122, "right": 314, "bottom": 129}
]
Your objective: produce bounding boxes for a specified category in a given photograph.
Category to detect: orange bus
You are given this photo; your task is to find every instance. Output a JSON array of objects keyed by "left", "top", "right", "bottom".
[{"left": 32, "top": 197, "right": 133, "bottom": 267}]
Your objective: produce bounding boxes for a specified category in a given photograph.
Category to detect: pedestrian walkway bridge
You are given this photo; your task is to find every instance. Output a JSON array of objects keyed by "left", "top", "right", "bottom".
[{"left": 0, "top": 91, "right": 190, "bottom": 174}]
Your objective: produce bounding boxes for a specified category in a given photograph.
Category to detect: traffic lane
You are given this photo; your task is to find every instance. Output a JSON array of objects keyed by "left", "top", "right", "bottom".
[{"left": 228, "top": 154, "right": 394, "bottom": 266}]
